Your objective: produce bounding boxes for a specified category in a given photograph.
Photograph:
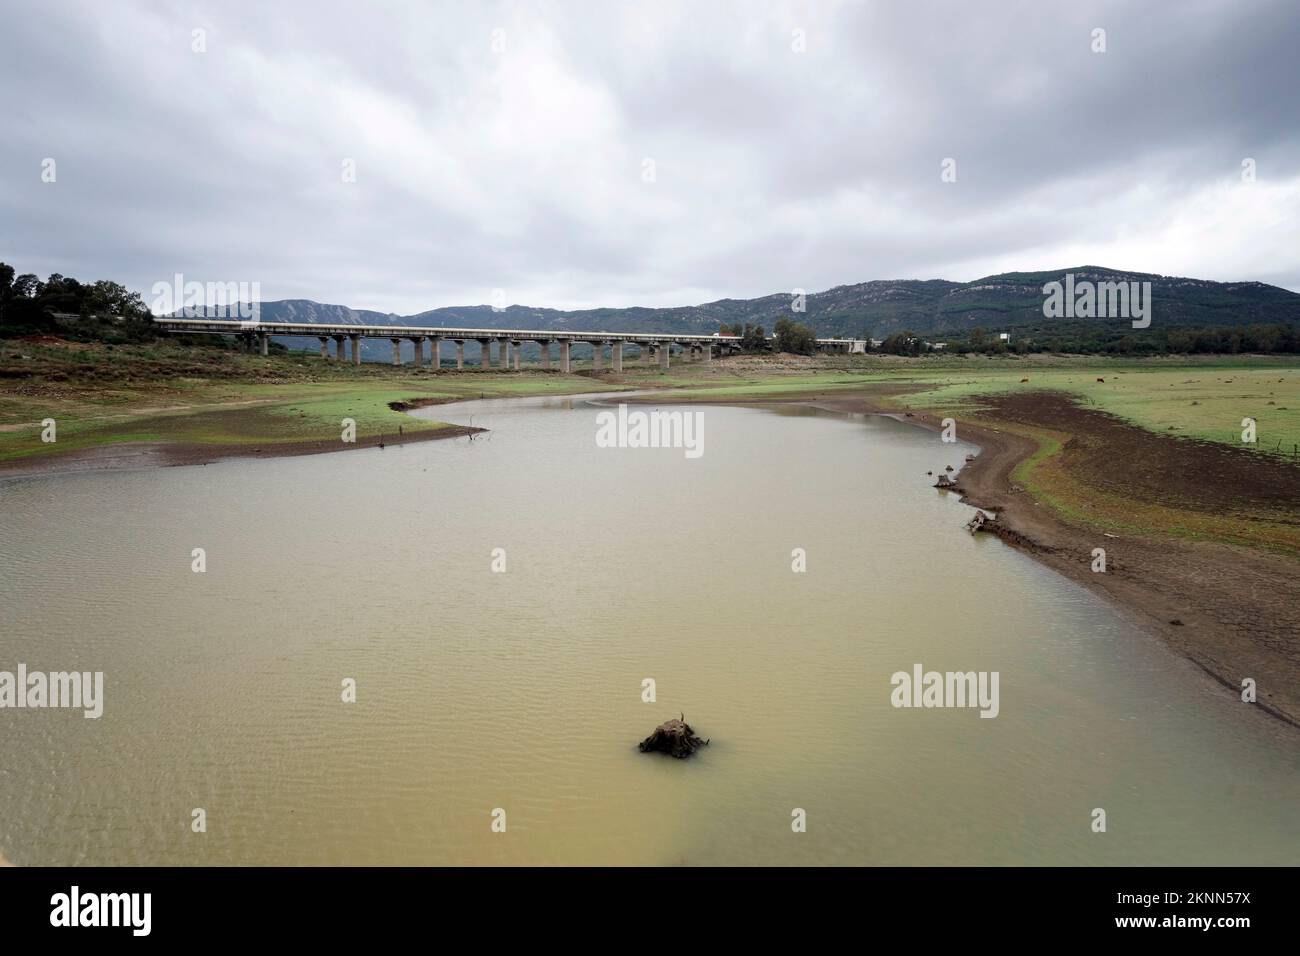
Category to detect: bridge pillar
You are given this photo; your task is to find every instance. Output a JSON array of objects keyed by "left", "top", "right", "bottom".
[
  {"left": 501, "top": 339, "right": 511, "bottom": 369},
  {"left": 539, "top": 340, "right": 551, "bottom": 369},
  {"left": 390, "top": 338, "right": 402, "bottom": 366},
  {"left": 512, "top": 341, "right": 521, "bottom": 370},
  {"left": 559, "top": 340, "right": 572, "bottom": 373},
  {"left": 258, "top": 332, "right": 269, "bottom": 356},
  {"left": 333, "top": 336, "right": 347, "bottom": 361},
  {"left": 430, "top": 336, "right": 443, "bottom": 370},
  {"left": 701, "top": 341, "right": 713, "bottom": 363},
  {"left": 477, "top": 339, "right": 491, "bottom": 367},
  {"left": 351, "top": 335, "right": 362, "bottom": 365},
  {"left": 319, "top": 336, "right": 329, "bottom": 359},
  {"left": 412, "top": 337, "right": 426, "bottom": 367},
  {"left": 611, "top": 341, "right": 623, "bottom": 372},
  {"left": 591, "top": 341, "right": 603, "bottom": 372},
  {"left": 659, "top": 343, "right": 670, "bottom": 370},
  {"left": 643, "top": 344, "right": 654, "bottom": 365},
  {"left": 455, "top": 340, "right": 465, "bottom": 369}
]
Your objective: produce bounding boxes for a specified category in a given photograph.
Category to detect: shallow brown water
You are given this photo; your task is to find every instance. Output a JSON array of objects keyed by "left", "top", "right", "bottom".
[{"left": 0, "top": 395, "right": 1296, "bottom": 865}]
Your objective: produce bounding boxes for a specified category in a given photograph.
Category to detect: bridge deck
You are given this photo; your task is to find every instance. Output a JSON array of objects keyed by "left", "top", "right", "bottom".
[
  {"left": 154, "top": 317, "right": 860, "bottom": 347},
  {"left": 156, "top": 318, "right": 738, "bottom": 343}
]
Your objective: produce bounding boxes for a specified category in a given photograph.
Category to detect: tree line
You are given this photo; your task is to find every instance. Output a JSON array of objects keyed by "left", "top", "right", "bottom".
[
  {"left": 718, "top": 319, "right": 819, "bottom": 354},
  {"left": 0, "top": 262, "right": 158, "bottom": 342},
  {"left": 709, "top": 316, "right": 1300, "bottom": 357},
  {"left": 878, "top": 321, "right": 1300, "bottom": 356}
]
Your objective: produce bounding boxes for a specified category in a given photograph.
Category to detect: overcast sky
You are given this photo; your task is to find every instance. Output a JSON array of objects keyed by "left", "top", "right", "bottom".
[{"left": 2, "top": 0, "right": 1298, "bottom": 314}]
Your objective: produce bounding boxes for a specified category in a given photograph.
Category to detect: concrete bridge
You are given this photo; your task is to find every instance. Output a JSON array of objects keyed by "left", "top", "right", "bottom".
[{"left": 154, "top": 317, "right": 864, "bottom": 370}]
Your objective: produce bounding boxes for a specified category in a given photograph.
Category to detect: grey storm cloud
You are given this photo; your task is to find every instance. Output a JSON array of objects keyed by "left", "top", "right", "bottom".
[{"left": 1, "top": 0, "right": 1298, "bottom": 314}]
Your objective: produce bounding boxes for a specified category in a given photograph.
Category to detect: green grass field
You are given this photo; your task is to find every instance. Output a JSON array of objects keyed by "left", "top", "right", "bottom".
[{"left": 885, "top": 365, "right": 1300, "bottom": 453}]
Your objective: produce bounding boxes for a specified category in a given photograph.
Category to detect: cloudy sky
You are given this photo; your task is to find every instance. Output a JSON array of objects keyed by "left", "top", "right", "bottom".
[{"left": 2, "top": 0, "right": 1298, "bottom": 314}]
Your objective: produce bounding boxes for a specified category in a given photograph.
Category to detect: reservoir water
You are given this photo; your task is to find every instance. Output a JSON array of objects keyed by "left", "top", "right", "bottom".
[{"left": 1, "top": 395, "right": 1296, "bottom": 865}]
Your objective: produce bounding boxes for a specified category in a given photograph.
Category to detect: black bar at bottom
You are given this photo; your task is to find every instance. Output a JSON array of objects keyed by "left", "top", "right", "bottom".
[{"left": 0, "top": 866, "right": 1284, "bottom": 941}]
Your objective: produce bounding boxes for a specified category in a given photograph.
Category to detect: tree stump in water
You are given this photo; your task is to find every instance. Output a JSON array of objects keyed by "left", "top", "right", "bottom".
[{"left": 639, "top": 715, "right": 709, "bottom": 758}]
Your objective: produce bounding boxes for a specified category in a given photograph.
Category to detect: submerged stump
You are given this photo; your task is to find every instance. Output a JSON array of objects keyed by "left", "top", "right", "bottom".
[{"left": 639, "top": 715, "right": 709, "bottom": 759}]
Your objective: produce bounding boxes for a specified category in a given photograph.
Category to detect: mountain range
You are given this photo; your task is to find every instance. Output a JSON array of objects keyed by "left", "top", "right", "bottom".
[{"left": 235, "top": 267, "right": 1300, "bottom": 346}]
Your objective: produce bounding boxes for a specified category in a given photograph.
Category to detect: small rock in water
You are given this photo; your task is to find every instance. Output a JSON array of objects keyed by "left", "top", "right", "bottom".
[{"left": 638, "top": 715, "right": 709, "bottom": 759}]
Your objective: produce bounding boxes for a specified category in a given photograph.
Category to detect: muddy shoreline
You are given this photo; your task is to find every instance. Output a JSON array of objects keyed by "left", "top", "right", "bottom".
[
  {"left": 0, "top": 423, "right": 483, "bottom": 478},
  {"left": 630, "top": 390, "right": 1300, "bottom": 730}
]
